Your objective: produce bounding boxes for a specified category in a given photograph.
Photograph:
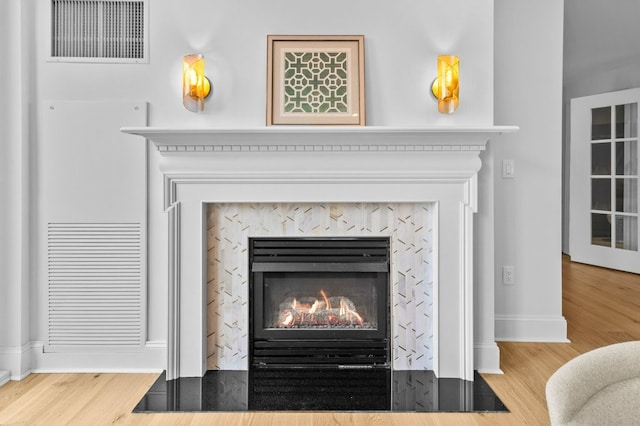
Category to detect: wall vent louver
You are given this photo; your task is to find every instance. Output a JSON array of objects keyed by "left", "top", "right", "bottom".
[
  {"left": 51, "top": 0, "right": 147, "bottom": 62},
  {"left": 47, "top": 223, "right": 144, "bottom": 350}
]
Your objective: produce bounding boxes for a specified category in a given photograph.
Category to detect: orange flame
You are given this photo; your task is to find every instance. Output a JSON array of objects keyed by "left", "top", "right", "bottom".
[
  {"left": 278, "top": 289, "right": 365, "bottom": 327},
  {"left": 320, "top": 289, "right": 331, "bottom": 310}
]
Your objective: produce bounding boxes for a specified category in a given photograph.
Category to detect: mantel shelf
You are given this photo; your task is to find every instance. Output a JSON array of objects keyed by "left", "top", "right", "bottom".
[{"left": 121, "top": 125, "right": 518, "bottom": 152}]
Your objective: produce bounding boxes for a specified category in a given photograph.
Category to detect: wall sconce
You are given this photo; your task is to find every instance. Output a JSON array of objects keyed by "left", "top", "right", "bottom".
[
  {"left": 431, "top": 55, "right": 459, "bottom": 114},
  {"left": 183, "top": 53, "right": 212, "bottom": 113}
]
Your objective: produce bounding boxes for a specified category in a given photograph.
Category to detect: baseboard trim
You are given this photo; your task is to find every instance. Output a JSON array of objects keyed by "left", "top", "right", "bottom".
[
  {"left": 0, "top": 342, "right": 36, "bottom": 381},
  {"left": 1, "top": 341, "right": 167, "bottom": 380},
  {"left": 32, "top": 341, "right": 166, "bottom": 374},
  {"left": 495, "top": 315, "right": 569, "bottom": 342},
  {"left": 474, "top": 342, "right": 503, "bottom": 374},
  {"left": 0, "top": 370, "right": 10, "bottom": 387},
  {"left": 30, "top": 368, "right": 164, "bottom": 374}
]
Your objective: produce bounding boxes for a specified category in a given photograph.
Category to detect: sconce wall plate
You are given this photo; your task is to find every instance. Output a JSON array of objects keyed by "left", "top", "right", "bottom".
[
  {"left": 183, "top": 53, "right": 212, "bottom": 113},
  {"left": 431, "top": 55, "right": 459, "bottom": 114}
]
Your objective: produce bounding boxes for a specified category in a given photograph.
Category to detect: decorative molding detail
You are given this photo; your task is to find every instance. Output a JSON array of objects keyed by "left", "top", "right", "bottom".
[
  {"left": 162, "top": 172, "right": 480, "bottom": 212},
  {"left": 167, "top": 203, "right": 181, "bottom": 381},
  {"left": 159, "top": 173, "right": 477, "bottom": 379},
  {"left": 460, "top": 201, "right": 475, "bottom": 379},
  {"left": 155, "top": 144, "right": 489, "bottom": 153},
  {"left": 121, "top": 126, "right": 518, "bottom": 153}
]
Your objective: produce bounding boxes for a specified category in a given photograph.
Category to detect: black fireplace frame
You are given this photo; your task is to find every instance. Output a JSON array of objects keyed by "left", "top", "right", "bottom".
[{"left": 249, "top": 237, "right": 391, "bottom": 368}]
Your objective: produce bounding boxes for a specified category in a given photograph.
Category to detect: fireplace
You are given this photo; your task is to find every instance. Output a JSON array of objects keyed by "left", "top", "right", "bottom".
[
  {"left": 121, "top": 125, "right": 517, "bottom": 380},
  {"left": 249, "top": 237, "right": 390, "bottom": 368}
]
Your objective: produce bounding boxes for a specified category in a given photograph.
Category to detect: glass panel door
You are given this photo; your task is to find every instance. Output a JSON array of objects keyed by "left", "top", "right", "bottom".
[
  {"left": 570, "top": 89, "right": 640, "bottom": 273},
  {"left": 590, "top": 103, "right": 638, "bottom": 251}
]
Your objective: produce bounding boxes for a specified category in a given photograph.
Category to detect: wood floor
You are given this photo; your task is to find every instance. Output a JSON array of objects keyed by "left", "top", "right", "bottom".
[{"left": 1, "top": 256, "right": 639, "bottom": 425}]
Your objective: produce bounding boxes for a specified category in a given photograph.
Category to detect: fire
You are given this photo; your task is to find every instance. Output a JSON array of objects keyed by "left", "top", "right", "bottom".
[
  {"left": 320, "top": 289, "right": 331, "bottom": 310},
  {"left": 308, "top": 299, "right": 321, "bottom": 314},
  {"left": 340, "top": 298, "right": 363, "bottom": 324},
  {"left": 281, "top": 312, "right": 294, "bottom": 326},
  {"left": 278, "top": 289, "right": 366, "bottom": 328}
]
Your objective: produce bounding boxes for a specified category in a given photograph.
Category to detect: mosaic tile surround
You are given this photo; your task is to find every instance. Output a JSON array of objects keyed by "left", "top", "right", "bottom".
[{"left": 206, "top": 203, "right": 434, "bottom": 370}]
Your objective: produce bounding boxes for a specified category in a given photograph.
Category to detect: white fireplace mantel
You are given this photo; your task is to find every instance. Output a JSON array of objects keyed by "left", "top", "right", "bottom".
[
  {"left": 122, "top": 125, "right": 517, "bottom": 381},
  {"left": 122, "top": 125, "right": 517, "bottom": 152}
]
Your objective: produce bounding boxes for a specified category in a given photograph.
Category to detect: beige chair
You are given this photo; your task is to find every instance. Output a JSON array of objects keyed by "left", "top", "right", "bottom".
[{"left": 546, "top": 341, "right": 640, "bottom": 425}]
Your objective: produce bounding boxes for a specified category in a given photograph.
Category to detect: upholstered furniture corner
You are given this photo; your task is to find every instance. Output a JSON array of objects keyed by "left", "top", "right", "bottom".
[{"left": 546, "top": 341, "right": 640, "bottom": 425}]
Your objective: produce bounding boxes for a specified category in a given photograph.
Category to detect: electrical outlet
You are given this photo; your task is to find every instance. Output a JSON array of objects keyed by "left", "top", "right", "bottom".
[{"left": 502, "top": 266, "right": 515, "bottom": 285}]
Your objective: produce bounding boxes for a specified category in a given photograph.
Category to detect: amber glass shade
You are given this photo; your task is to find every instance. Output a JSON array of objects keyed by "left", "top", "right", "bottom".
[
  {"left": 432, "top": 55, "right": 459, "bottom": 114},
  {"left": 183, "top": 54, "right": 211, "bottom": 112}
]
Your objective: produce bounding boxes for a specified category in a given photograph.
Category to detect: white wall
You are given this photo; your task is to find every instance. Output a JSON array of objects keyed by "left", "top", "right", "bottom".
[
  {"left": 35, "top": 0, "right": 494, "bottom": 127},
  {"left": 494, "top": 0, "right": 567, "bottom": 341},
  {"left": 0, "top": 0, "right": 16, "bottom": 354},
  {"left": 564, "top": 64, "right": 640, "bottom": 106},
  {"left": 2, "top": 0, "right": 572, "bottom": 378},
  {"left": 0, "top": 0, "right": 34, "bottom": 379}
]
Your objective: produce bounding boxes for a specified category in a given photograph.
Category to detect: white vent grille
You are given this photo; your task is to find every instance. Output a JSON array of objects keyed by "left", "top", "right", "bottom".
[
  {"left": 47, "top": 223, "right": 143, "bottom": 349},
  {"left": 51, "top": 0, "right": 146, "bottom": 62}
]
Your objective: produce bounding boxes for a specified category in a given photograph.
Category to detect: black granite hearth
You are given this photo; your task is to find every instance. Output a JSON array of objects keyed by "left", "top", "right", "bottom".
[{"left": 133, "top": 369, "right": 508, "bottom": 413}]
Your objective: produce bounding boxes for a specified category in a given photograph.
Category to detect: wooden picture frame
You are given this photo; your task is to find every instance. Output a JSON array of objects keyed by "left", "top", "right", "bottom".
[{"left": 266, "top": 35, "right": 365, "bottom": 126}]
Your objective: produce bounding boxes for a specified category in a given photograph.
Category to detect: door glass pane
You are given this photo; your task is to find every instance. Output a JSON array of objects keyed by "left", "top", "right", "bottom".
[
  {"left": 592, "top": 143, "right": 611, "bottom": 175},
  {"left": 592, "top": 179, "right": 611, "bottom": 210},
  {"left": 615, "top": 103, "right": 638, "bottom": 139},
  {"left": 591, "top": 213, "right": 611, "bottom": 247},
  {"left": 592, "top": 106, "right": 611, "bottom": 140},
  {"left": 615, "top": 179, "right": 638, "bottom": 213},
  {"left": 616, "top": 216, "right": 638, "bottom": 251},
  {"left": 616, "top": 141, "right": 638, "bottom": 175}
]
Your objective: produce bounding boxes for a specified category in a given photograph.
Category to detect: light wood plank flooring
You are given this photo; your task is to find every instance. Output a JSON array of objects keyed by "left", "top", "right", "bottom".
[{"left": 1, "top": 256, "right": 639, "bottom": 425}]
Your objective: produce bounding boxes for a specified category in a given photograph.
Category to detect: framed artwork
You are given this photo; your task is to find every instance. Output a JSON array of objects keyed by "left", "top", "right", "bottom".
[{"left": 266, "top": 35, "right": 365, "bottom": 126}]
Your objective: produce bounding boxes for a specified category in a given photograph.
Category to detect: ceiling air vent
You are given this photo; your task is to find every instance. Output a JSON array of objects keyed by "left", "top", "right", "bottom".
[{"left": 51, "top": 0, "right": 148, "bottom": 63}]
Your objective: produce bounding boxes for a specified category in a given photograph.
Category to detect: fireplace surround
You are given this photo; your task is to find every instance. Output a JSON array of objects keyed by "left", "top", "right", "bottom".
[
  {"left": 122, "top": 125, "right": 517, "bottom": 381},
  {"left": 206, "top": 201, "right": 433, "bottom": 372}
]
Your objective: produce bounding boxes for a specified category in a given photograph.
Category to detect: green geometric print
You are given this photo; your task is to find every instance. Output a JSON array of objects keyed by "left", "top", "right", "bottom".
[{"left": 283, "top": 51, "right": 348, "bottom": 114}]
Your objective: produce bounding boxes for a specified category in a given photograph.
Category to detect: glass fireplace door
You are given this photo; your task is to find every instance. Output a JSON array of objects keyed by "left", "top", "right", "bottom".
[{"left": 258, "top": 271, "right": 385, "bottom": 338}]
